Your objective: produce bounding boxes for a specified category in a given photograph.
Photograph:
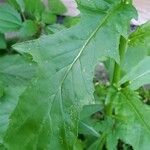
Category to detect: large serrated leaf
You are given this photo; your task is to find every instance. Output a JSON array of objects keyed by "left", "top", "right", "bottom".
[{"left": 4, "top": 0, "right": 136, "bottom": 149}]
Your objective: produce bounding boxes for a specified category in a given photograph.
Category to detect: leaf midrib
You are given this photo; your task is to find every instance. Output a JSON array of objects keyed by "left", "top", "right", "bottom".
[{"left": 60, "top": 2, "right": 122, "bottom": 87}]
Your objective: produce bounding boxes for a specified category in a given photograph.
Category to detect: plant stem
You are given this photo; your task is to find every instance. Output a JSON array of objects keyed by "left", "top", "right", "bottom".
[
  {"left": 105, "top": 37, "right": 127, "bottom": 116},
  {"left": 112, "top": 36, "right": 127, "bottom": 85}
]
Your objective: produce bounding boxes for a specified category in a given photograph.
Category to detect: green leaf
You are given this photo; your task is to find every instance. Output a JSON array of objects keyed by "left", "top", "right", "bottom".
[
  {"left": 24, "top": 0, "right": 44, "bottom": 21},
  {"left": 122, "top": 22, "right": 150, "bottom": 72},
  {"left": 0, "top": 55, "right": 37, "bottom": 87},
  {"left": 18, "top": 20, "right": 38, "bottom": 38},
  {"left": 0, "top": 33, "right": 7, "bottom": 49},
  {"left": 0, "top": 3, "right": 22, "bottom": 33},
  {"left": 97, "top": 89, "right": 150, "bottom": 150},
  {"left": 87, "top": 131, "right": 107, "bottom": 150},
  {"left": 0, "top": 54, "right": 37, "bottom": 145},
  {"left": 79, "top": 122, "right": 100, "bottom": 137},
  {"left": 42, "top": 11, "right": 57, "bottom": 24},
  {"left": 48, "top": 0, "right": 67, "bottom": 15},
  {"left": 4, "top": 1, "right": 136, "bottom": 149},
  {"left": 120, "top": 57, "right": 150, "bottom": 90},
  {"left": 0, "top": 86, "right": 26, "bottom": 144},
  {"left": 8, "top": 0, "right": 25, "bottom": 12},
  {"left": 79, "top": 104, "right": 103, "bottom": 138},
  {"left": 113, "top": 89, "right": 150, "bottom": 150},
  {"left": 80, "top": 104, "right": 103, "bottom": 120},
  {"left": 7, "top": 0, "right": 21, "bottom": 10},
  {"left": 97, "top": 117, "right": 118, "bottom": 150},
  {"left": 63, "top": 16, "right": 81, "bottom": 28}
]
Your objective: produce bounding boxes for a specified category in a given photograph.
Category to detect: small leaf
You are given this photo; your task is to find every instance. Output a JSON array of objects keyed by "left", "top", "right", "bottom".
[
  {"left": 120, "top": 57, "right": 150, "bottom": 89},
  {"left": 122, "top": 22, "right": 150, "bottom": 72},
  {"left": 79, "top": 122, "right": 100, "bottom": 137},
  {"left": 78, "top": 104, "right": 103, "bottom": 138},
  {"left": 18, "top": 20, "right": 38, "bottom": 38},
  {"left": 80, "top": 104, "right": 103, "bottom": 119},
  {"left": 42, "top": 11, "right": 57, "bottom": 24},
  {"left": 48, "top": 0, "right": 67, "bottom": 15},
  {"left": 24, "top": 0, "right": 44, "bottom": 21},
  {"left": 0, "top": 3, "right": 22, "bottom": 33}
]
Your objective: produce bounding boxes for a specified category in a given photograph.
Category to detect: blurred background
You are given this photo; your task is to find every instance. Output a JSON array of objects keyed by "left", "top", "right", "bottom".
[
  {"left": 0, "top": 0, "right": 149, "bottom": 25},
  {"left": 49, "top": 0, "right": 150, "bottom": 25}
]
